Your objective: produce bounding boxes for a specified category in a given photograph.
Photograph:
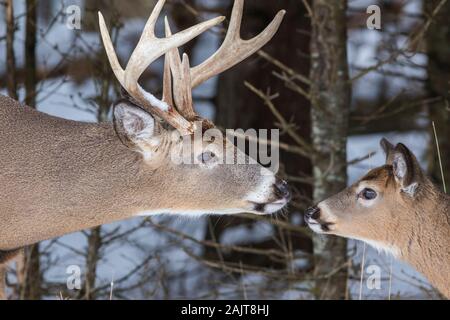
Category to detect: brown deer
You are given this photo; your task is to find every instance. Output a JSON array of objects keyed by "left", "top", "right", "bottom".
[
  {"left": 305, "top": 138, "right": 450, "bottom": 298},
  {"left": 0, "top": 0, "right": 289, "bottom": 299}
]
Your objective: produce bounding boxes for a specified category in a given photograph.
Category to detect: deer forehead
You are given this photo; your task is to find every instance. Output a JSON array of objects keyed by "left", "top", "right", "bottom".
[
  {"left": 355, "top": 165, "right": 396, "bottom": 190},
  {"left": 360, "top": 165, "right": 393, "bottom": 182}
]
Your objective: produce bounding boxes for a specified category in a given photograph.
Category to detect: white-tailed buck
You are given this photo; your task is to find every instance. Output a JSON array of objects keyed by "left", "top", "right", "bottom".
[
  {"left": 305, "top": 138, "right": 450, "bottom": 298},
  {"left": 0, "top": 0, "right": 289, "bottom": 299}
]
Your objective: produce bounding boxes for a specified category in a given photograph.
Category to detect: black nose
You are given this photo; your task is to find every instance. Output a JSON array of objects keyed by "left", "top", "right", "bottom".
[
  {"left": 305, "top": 206, "right": 320, "bottom": 220},
  {"left": 274, "top": 179, "right": 291, "bottom": 200}
]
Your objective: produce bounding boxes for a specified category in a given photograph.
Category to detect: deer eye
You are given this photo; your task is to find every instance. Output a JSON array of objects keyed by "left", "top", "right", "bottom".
[
  {"left": 199, "top": 151, "right": 216, "bottom": 164},
  {"left": 360, "top": 188, "right": 377, "bottom": 200}
]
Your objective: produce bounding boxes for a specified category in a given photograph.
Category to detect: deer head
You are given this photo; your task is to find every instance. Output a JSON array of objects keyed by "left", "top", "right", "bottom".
[
  {"left": 98, "top": 0, "right": 290, "bottom": 215},
  {"left": 304, "top": 138, "right": 440, "bottom": 253},
  {"left": 305, "top": 138, "right": 450, "bottom": 297}
]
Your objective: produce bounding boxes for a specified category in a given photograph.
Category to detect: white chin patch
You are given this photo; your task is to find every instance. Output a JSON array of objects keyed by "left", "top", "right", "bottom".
[
  {"left": 263, "top": 201, "right": 287, "bottom": 214},
  {"left": 307, "top": 221, "right": 325, "bottom": 233},
  {"left": 135, "top": 208, "right": 247, "bottom": 217},
  {"left": 351, "top": 237, "right": 401, "bottom": 258},
  {"left": 244, "top": 173, "right": 276, "bottom": 204}
]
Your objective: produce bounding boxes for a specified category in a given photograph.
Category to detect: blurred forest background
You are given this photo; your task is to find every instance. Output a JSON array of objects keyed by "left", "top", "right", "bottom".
[{"left": 0, "top": 0, "right": 448, "bottom": 299}]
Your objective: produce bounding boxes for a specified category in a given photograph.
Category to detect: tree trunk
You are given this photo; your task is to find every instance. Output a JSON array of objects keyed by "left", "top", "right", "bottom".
[
  {"left": 5, "top": 0, "right": 18, "bottom": 100},
  {"left": 18, "top": 0, "right": 42, "bottom": 300},
  {"left": 19, "top": 245, "right": 41, "bottom": 300},
  {"left": 0, "top": 267, "right": 6, "bottom": 300},
  {"left": 425, "top": 0, "right": 450, "bottom": 193},
  {"left": 309, "top": 0, "right": 350, "bottom": 299},
  {"left": 2, "top": 0, "right": 17, "bottom": 300},
  {"left": 25, "top": 0, "right": 37, "bottom": 107},
  {"left": 84, "top": 227, "right": 102, "bottom": 300},
  {"left": 204, "top": 0, "right": 312, "bottom": 272}
]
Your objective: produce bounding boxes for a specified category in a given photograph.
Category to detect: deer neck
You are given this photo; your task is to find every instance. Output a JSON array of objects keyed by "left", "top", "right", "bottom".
[
  {"left": 0, "top": 109, "right": 170, "bottom": 249},
  {"left": 397, "top": 182, "right": 450, "bottom": 297}
]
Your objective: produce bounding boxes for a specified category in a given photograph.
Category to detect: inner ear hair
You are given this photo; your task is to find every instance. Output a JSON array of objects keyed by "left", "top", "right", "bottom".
[
  {"left": 113, "top": 99, "right": 157, "bottom": 151},
  {"left": 401, "top": 182, "right": 418, "bottom": 197},
  {"left": 391, "top": 143, "right": 424, "bottom": 198}
]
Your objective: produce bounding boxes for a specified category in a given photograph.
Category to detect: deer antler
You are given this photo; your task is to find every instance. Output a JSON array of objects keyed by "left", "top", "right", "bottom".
[
  {"left": 163, "top": 0, "right": 286, "bottom": 119},
  {"left": 164, "top": 19, "right": 196, "bottom": 120},
  {"left": 98, "top": 0, "right": 224, "bottom": 134}
]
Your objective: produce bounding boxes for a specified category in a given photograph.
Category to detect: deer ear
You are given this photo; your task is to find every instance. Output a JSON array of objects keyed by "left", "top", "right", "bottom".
[
  {"left": 380, "top": 138, "right": 395, "bottom": 163},
  {"left": 113, "top": 100, "right": 161, "bottom": 155},
  {"left": 391, "top": 143, "right": 420, "bottom": 197}
]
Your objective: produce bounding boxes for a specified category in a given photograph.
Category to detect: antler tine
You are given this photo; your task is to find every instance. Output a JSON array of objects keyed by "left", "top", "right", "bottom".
[
  {"left": 98, "top": 0, "right": 225, "bottom": 134},
  {"left": 98, "top": 12, "right": 124, "bottom": 86},
  {"left": 162, "top": 53, "right": 174, "bottom": 107},
  {"left": 162, "top": 0, "right": 284, "bottom": 120},
  {"left": 162, "top": 19, "right": 174, "bottom": 110},
  {"left": 179, "top": 54, "right": 195, "bottom": 119},
  {"left": 190, "top": 0, "right": 286, "bottom": 88},
  {"left": 165, "top": 18, "right": 196, "bottom": 120}
]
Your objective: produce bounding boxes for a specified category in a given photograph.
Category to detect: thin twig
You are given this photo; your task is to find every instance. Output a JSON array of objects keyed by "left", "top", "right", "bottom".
[{"left": 432, "top": 121, "right": 447, "bottom": 193}]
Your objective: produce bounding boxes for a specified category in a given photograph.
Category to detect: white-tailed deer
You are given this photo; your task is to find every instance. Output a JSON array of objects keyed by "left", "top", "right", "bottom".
[
  {"left": 0, "top": 0, "right": 289, "bottom": 299},
  {"left": 305, "top": 138, "right": 450, "bottom": 298}
]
